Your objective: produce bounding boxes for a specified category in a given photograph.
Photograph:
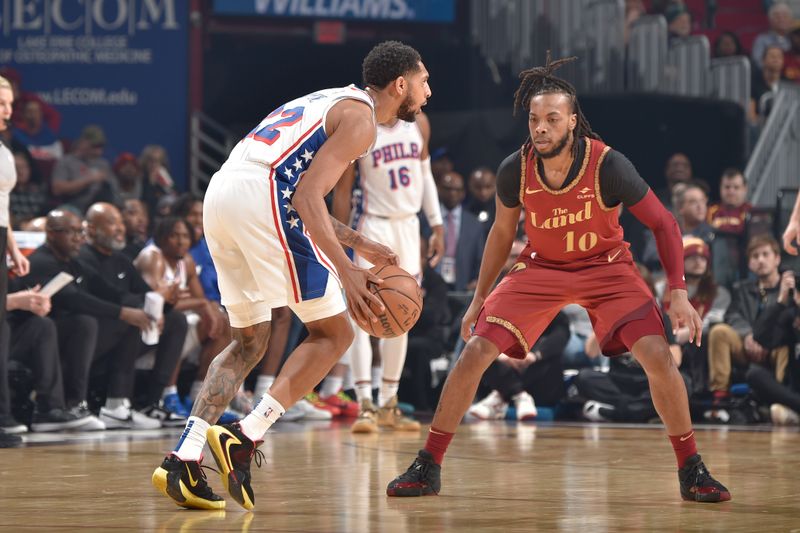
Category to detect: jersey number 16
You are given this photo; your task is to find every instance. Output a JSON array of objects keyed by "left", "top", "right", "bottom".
[{"left": 389, "top": 166, "right": 411, "bottom": 190}]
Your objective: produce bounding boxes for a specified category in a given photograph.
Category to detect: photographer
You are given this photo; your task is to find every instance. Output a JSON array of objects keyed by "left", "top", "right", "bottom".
[{"left": 748, "top": 269, "right": 800, "bottom": 425}]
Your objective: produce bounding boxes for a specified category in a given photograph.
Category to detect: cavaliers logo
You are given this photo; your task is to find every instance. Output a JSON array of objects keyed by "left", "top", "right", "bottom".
[{"left": 508, "top": 262, "right": 527, "bottom": 274}]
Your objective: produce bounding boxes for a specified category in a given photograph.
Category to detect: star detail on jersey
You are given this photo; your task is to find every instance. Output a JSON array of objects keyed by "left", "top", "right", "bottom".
[
  {"left": 292, "top": 158, "right": 303, "bottom": 171},
  {"left": 285, "top": 203, "right": 296, "bottom": 213},
  {"left": 287, "top": 216, "right": 300, "bottom": 229},
  {"left": 300, "top": 149, "right": 314, "bottom": 163},
  {"left": 283, "top": 166, "right": 294, "bottom": 180},
  {"left": 281, "top": 188, "right": 293, "bottom": 200}
]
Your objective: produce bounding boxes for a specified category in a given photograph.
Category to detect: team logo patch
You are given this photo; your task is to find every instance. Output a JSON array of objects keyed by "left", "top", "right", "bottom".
[{"left": 508, "top": 262, "right": 527, "bottom": 273}]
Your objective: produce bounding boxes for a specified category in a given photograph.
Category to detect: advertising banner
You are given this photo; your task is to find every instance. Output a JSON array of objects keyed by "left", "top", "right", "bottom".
[
  {"left": 0, "top": 0, "right": 189, "bottom": 189},
  {"left": 213, "top": 0, "right": 455, "bottom": 23}
]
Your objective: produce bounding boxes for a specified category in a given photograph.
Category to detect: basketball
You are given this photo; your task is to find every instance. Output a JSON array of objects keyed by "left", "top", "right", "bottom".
[{"left": 356, "top": 264, "right": 423, "bottom": 339}]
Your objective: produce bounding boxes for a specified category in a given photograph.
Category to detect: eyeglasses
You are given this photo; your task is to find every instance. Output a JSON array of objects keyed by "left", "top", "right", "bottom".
[{"left": 49, "top": 227, "right": 84, "bottom": 236}]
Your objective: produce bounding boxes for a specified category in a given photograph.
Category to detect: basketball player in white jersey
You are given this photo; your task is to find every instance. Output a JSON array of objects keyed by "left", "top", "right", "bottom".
[
  {"left": 152, "top": 41, "right": 431, "bottom": 511},
  {"left": 332, "top": 112, "right": 444, "bottom": 433}
]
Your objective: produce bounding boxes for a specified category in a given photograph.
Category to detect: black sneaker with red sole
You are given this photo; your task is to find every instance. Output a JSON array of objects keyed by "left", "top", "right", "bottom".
[
  {"left": 386, "top": 449, "right": 441, "bottom": 497},
  {"left": 679, "top": 454, "right": 731, "bottom": 503}
]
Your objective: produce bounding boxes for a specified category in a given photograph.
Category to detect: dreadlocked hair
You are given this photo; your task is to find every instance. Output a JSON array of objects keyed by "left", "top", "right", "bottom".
[{"left": 513, "top": 51, "right": 601, "bottom": 159}]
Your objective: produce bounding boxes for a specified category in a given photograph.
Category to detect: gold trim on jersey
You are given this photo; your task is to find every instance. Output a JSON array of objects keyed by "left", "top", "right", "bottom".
[
  {"left": 518, "top": 144, "right": 528, "bottom": 205},
  {"left": 531, "top": 136, "right": 592, "bottom": 195},
  {"left": 486, "top": 316, "right": 530, "bottom": 354},
  {"left": 593, "top": 145, "right": 616, "bottom": 212}
]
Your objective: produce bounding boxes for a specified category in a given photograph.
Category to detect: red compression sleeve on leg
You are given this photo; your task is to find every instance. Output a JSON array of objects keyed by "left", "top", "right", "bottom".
[{"left": 627, "top": 190, "right": 687, "bottom": 291}]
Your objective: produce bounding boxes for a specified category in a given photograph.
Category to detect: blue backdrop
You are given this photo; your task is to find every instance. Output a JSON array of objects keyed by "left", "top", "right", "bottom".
[
  {"left": 213, "top": 0, "right": 455, "bottom": 23},
  {"left": 0, "top": 0, "right": 189, "bottom": 189}
]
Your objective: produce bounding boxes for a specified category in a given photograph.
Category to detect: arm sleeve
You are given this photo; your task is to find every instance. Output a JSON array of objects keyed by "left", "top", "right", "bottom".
[
  {"left": 627, "top": 190, "right": 686, "bottom": 290},
  {"left": 598, "top": 150, "right": 650, "bottom": 208},
  {"left": 420, "top": 156, "right": 443, "bottom": 227},
  {"left": 495, "top": 151, "right": 523, "bottom": 208}
]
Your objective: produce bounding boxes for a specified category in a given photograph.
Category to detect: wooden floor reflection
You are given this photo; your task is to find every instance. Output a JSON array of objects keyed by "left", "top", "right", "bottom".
[{"left": 1, "top": 420, "right": 798, "bottom": 532}]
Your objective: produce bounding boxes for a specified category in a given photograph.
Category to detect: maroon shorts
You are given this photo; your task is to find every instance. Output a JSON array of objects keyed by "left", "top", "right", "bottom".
[{"left": 473, "top": 252, "right": 664, "bottom": 358}]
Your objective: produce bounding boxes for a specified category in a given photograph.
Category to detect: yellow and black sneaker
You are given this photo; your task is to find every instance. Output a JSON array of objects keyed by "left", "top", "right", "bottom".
[
  {"left": 207, "top": 422, "right": 264, "bottom": 510},
  {"left": 152, "top": 454, "right": 226, "bottom": 510}
]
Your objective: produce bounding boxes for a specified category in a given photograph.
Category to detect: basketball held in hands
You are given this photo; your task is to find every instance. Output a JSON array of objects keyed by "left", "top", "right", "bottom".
[{"left": 356, "top": 265, "right": 423, "bottom": 338}]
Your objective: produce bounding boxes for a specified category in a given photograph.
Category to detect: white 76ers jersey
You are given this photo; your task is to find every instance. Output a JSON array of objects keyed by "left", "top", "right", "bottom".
[
  {"left": 225, "top": 85, "right": 375, "bottom": 183},
  {"left": 357, "top": 120, "right": 424, "bottom": 217}
]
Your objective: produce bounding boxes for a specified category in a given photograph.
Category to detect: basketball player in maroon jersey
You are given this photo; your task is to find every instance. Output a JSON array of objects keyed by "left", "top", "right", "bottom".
[{"left": 387, "top": 55, "right": 731, "bottom": 503}]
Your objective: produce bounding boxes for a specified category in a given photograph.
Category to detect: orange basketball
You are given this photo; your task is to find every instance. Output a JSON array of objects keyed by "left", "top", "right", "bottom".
[{"left": 357, "top": 264, "right": 423, "bottom": 339}]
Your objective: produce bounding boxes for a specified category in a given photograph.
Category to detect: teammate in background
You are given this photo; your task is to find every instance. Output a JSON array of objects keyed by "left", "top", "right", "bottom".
[
  {"left": 152, "top": 41, "right": 429, "bottom": 511},
  {"left": 387, "top": 54, "right": 730, "bottom": 503},
  {"left": 332, "top": 111, "right": 444, "bottom": 433}
]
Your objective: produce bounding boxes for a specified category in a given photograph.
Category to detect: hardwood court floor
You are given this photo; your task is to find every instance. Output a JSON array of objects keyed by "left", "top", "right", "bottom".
[{"left": 1, "top": 420, "right": 799, "bottom": 532}]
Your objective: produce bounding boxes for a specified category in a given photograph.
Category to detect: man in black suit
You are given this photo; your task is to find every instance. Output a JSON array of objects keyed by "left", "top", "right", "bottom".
[
  {"left": 22, "top": 209, "right": 159, "bottom": 429},
  {"left": 80, "top": 202, "right": 187, "bottom": 426},
  {"left": 436, "top": 171, "right": 485, "bottom": 291}
]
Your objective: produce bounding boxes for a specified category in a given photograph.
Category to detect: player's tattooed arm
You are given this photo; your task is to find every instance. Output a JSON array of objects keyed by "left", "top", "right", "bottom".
[
  {"left": 329, "top": 214, "right": 398, "bottom": 267},
  {"left": 190, "top": 323, "right": 270, "bottom": 423},
  {"left": 330, "top": 214, "right": 364, "bottom": 249}
]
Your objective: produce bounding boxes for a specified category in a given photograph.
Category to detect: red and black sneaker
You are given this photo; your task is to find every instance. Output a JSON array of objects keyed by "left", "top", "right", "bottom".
[
  {"left": 386, "top": 449, "right": 441, "bottom": 497},
  {"left": 678, "top": 454, "right": 731, "bottom": 502},
  {"left": 207, "top": 422, "right": 264, "bottom": 510}
]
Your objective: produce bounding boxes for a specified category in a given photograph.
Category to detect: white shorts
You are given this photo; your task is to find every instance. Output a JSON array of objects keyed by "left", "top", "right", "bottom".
[
  {"left": 354, "top": 213, "right": 421, "bottom": 277},
  {"left": 203, "top": 162, "right": 346, "bottom": 328}
]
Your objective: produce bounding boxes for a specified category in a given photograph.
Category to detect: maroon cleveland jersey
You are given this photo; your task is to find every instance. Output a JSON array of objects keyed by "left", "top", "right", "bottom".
[{"left": 519, "top": 137, "right": 627, "bottom": 263}]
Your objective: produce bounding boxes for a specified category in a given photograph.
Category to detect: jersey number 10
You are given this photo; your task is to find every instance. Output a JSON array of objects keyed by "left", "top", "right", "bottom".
[
  {"left": 563, "top": 230, "right": 598, "bottom": 253},
  {"left": 389, "top": 166, "right": 411, "bottom": 190}
]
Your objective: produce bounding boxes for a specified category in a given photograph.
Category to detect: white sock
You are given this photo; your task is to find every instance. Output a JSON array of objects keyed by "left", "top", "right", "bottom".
[
  {"left": 254, "top": 375, "right": 275, "bottom": 399},
  {"left": 354, "top": 382, "right": 372, "bottom": 404},
  {"left": 189, "top": 380, "right": 204, "bottom": 402},
  {"left": 343, "top": 367, "right": 354, "bottom": 391},
  {"left": 173, "top": 416, "right": 210, "bottom": 461},
  {"left": 379, "top": 381, "right": 399, "bottom": 408},
  {"left": 162, "top": 385, "right": 178, "bottom": 399},
  {"left": 320, "top": 376, "right": 343, "bottom": 399},
  {"left": 371, "top": 366, "right": 382, "bottom": 387},
  {"left": 105, "top": 397, "right": 127, "bottom": 410},
  {"left": 239, "top": 393, "right": 285, "bottom": 442}
]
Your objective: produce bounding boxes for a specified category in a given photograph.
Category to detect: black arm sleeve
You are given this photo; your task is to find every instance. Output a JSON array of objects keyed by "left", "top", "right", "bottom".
[
  {"left": 599, "top": 150, "right": 651, "bottom": 208},
  {"left": 495, "top": 151, "right": 523, "bottom": 208}
]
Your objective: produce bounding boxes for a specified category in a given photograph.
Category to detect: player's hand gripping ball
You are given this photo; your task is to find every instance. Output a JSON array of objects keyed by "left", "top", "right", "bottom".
[{"left": 357, "top": 265, "right": 423, "bottom": 338}]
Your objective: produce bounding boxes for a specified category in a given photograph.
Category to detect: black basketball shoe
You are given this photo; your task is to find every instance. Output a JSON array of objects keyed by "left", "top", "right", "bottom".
[
  {"left": 678, "top": 454, "right": 731, "bottom": 502},
  {"left": 207, "top": 422, "right": 264, "bottom": 510},
  {"left": 152, "top": 454, "right": 226, "bottom": 510},
  {"left": 386, "top": 449, "right": 441, "bottom": 496}
]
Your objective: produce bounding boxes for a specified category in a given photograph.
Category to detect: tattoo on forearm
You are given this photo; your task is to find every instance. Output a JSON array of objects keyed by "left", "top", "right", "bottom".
[
  {"left": 330, "top": 215, "right": 363, "bottom": 249},
  {"left": 191, "top": 322, "right": 272, "bottom": 422}
]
